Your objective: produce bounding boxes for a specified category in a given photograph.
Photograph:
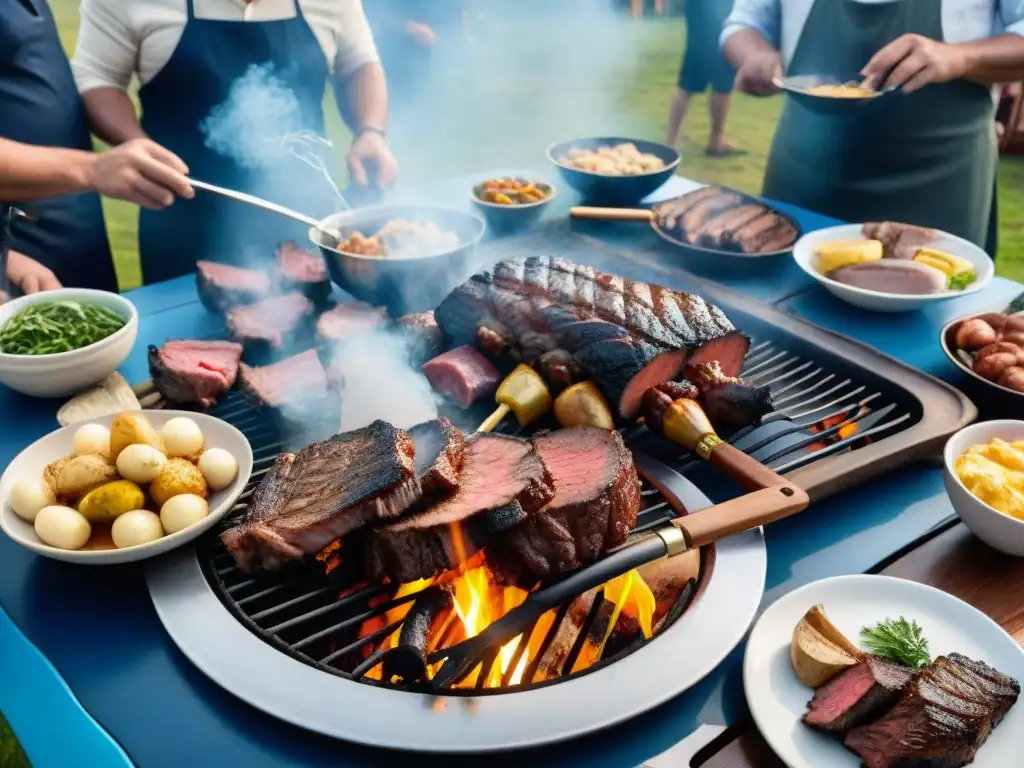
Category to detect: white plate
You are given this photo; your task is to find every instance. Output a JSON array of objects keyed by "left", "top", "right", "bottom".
[
  {"left": 792, "top": 224, "right": 994, "bottom": 312},
  {"left": 0, "top": 410, "right": 253, "bottom": 564},
  {"left": 744, "top": 574, "right": 1024, "bottom": 768}
]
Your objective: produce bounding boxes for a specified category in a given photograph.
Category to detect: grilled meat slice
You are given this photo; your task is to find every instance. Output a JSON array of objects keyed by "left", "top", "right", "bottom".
[
  {"left": 487, "top": 428, "right": 640, "bottom": 586},
  {"left": 226, "top": 292, "right": 313, "bottom": 349},
  {"left": 315, "top": 301, "right": 389, "bottom": 345},
  {"left": 398, "top": 311, "right": 446, "bottom": 366},
  {"left": 683, "top": 361, "right": 775, "bottom": 428},
  {"left": 434, "top": 255, "right": 748, "bottom": 418},
  {"left": 367, "top": 433, "right": 554, "bottom": 583},
  {"left": 680, "top": 193, "right": 742, "bottom": 243},
  {"left": 731, "top": 213, "right": 797, "bottom": 254},
  {"left": 274, "top": 241, "right": 330, "bottom": 305},
  {"left": 942, "top": 654, "right": 1020, "bottom": 723},
  {"left": 863, "top": 221, "right": 939, "bottom": 260},
  {"left": 654, "top": 186, "right": 722, "bottom": 230},
  {"left": 196, "top": 260, "right": 271, "bottom": 313},
  {"left": 147, "top": 340, "right": 242, "bottom": 407},
  {"left": 754, "top": 219, "right": 799, "bottom": 253},
  {"left": 408, "top": 418, "right": 466, "bottom": 500},
  {"left": 421, "top": 345, "right": 501, "bottom": 408},
  {"left": 696, "top": 204, "right": 766, "bottom": 246},
  {"left": 222, "top": 421, "right": 418, "bottom": 572},
  {"left": 803, "top": 655, "right": 913, "bottom": 733}
]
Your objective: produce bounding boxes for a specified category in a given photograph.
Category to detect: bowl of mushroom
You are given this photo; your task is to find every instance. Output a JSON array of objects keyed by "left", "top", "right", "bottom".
[{"left": 0, "top": 410, "right": 253, "bottom": 564}]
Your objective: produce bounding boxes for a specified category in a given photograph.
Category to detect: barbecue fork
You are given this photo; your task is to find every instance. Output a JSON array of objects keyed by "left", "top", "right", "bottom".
[{"left": 427, "top": 447, "right": 808, "bottom": 689}]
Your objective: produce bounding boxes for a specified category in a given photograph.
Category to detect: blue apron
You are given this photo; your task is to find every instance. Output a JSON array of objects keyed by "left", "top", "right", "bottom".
[
  {"left": 0, "top": 0, "right": 117, "bottom": 292},
  {"left": 137, "top": 0, "right": 331, "bottom": 285}
]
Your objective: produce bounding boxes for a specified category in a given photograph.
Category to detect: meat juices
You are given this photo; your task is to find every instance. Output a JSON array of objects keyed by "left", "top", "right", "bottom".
[
  {"left": 486, "top": 428, "right": 640, "bottom": 586},
  {"left": 195, "top": 260, "right": 272, "bottom": 313},
  {"left": 222, "top": 421, "right": 420, "bottom": 573},
  {"left": 148, "top": 340, "right": 243, "bottom": 407},
  {"left": 435, "top": 255, "right": 748, "bottom": 418},
  {"left": 421, "top": 345, "right": 501, "bottom": 408},
  {"left": 367, "top": 433, "right": 554, "bottom": 583},
  {"left": 226, "top": 292, "right": 313, "bottom": 349}
]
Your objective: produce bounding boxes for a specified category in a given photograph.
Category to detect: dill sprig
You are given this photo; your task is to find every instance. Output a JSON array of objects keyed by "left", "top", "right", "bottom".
[{"left": 860, "top": 617, "right": 931, "bottom": 668}]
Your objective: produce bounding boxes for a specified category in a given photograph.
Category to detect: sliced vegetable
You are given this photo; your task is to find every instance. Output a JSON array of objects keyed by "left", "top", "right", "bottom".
[
  {"left": 0, "top": 300, "right": 125, "bottom": 355},
  {"left": 792, "top": 608, "right": 860, "bottom": 687},
  {"left": 814, "top": 239, "right": 883, "bottom": 273},
  {"left": 913, "top": 248, "right": 977, "bottom": 291}
]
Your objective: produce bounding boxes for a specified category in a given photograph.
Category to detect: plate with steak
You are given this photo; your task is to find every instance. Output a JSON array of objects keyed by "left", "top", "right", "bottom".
[{"left": 743, "top": 575, "right": 1024, "bottom": 768}]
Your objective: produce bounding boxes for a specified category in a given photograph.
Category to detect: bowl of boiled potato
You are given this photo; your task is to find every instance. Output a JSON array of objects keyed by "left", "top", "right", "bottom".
[{"left": 0, "top": 410, "right": 252, "bottom": 564}]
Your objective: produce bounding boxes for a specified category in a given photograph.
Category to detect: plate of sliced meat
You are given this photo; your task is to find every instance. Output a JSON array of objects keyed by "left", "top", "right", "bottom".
[
  {"left": 793, "top": 222, "right": 994, "bottom": 312},
  {"left": 570, "top": 185, "right": 801, "bottom": 258},
  {"left": 744, "top": 574, "right": 1024, "bottom": 768}
]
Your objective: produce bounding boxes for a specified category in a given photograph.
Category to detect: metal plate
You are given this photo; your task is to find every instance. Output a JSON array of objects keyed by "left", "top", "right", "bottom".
[{"left": 146, "top": 528, "right": 765, "bottom": 753}]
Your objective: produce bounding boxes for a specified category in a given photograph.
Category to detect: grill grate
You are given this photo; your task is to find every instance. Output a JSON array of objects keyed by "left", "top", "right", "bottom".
[{"left": 197, "top": 333, "right": 911, "bottom": 693}]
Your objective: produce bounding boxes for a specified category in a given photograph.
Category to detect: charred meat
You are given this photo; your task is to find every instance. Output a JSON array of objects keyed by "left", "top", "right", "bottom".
[
  {"left": 421, "top": 345, "right": 502, "bottom": 408},
  {"left": 147, "top": 340, "right": 243, "bottom": 407},
  {"left": 315, "top": 301, "right": 389, "bottom": 345},
  {"left": 195, "top": 261, "right": 271, "bottom": 313},
  {"left": 398, "top": 311, "right": 446, "bottom": 366},
  {"left": 226, "top": 292, "right": 313, "bottom": 349},
  {"left": 863, "top": 221, "right": 939, "bottom": 261},
  {"left": 803, "top": 655, "right": 913, "bottom": 734},
  {"left": 367, "top": 433, "right": 554, "bottom": 583},
  {"left": 222, "top": 421, "right": 419, "bottom": 572},
  {"left": 408, "top": 418, "right": 466, "bottom": 499},
  {"left": 434, "top": 255, "right": 748, "bottom": 418},
  {"left": 274, "top": 241, "right": 331, "bottom": 305},
  {"left": 238, "top": 349, "right": 339, "bottom": 443},
  {"left": 487, "top": 427, "right": 640, "bottom": 586}
]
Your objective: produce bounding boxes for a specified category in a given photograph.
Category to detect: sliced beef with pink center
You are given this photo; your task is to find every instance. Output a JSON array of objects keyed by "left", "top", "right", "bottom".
[
  {"left": 148, "top": 340, "right": 243, "bottom": 407},
  {"left": 421, "top": 345, "right": 501, "bottom": 408}
]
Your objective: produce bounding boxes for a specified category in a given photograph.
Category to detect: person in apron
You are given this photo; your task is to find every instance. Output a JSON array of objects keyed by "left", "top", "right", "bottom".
[
  {"left": 72, "top": 0, "right": 395, "bottom": 285},
  {"left": 722, "top": 0, "right": 1024, "bottom": 258}
]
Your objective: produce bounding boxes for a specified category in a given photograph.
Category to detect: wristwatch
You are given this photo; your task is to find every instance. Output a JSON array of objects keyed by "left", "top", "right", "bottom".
[{"left": 356, "top": 126, "right": 387, "bottom": 141}]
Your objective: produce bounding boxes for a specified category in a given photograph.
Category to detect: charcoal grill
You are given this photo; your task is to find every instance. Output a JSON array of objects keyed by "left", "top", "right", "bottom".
[{"left": 146, "top": 226, "right": 975, "bottom": 752}]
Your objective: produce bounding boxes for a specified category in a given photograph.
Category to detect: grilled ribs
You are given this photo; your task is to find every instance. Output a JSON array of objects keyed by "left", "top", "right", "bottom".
[{"left": 434, "top": 255, "right": 748, "bottom": 418}]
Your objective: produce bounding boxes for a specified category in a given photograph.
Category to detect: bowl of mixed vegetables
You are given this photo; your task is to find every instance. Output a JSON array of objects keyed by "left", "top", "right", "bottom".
[
  {"left": 0, "top": 289, "right": 138, "bottom": 398},
  {"left": 470, "top": 177, "right": 557, "bottom": 234}
]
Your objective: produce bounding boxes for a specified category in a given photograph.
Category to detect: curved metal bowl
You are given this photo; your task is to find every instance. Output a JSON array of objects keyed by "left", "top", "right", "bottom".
[
  {"left": 940, "top": 309, "right": 1024, "bottom": 401},
  {"left": 469, "top": 178, "right": 557, "bottom": 235},
  {"left": 546, "top": 136, "right": 680, "bottom": 206},
  {"left": 311, "top": 205, "right": 487, "bottom": 317},
  {"left": 774, "top": 74, "right": 897, "bottom": 116}
]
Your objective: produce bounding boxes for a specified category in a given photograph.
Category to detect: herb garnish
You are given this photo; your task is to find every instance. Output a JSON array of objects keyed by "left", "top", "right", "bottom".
[
  {"left": 860, "top": 617, "right": 931, "bottom": 668},
  {"left": 0, "top": 300, "right": 125, "bottom": 355}
]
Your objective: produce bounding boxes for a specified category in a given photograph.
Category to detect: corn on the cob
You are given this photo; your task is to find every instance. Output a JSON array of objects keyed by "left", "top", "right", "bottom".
[{"left": 814, "top": 239, "right": 883, "bottom": 273}]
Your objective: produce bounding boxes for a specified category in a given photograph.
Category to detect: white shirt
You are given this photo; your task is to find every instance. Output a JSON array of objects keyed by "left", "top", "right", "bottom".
[
  {"left": 722, "top": 0, "right": 1024, "bottom": 70},
  {"left": 71, "top": 0, "right": 379, "bottom": 94}
]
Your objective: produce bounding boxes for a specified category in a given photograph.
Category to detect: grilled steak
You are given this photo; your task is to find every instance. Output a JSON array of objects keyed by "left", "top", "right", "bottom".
[
  {"left": 803, "top": 655, "right": 913, "bottom": 733},
  {"left": 408, "top": 418, "right": 466, "bottom": 499},
  {"left": 680, "top": 193, "right": 742, "bottom": 242},
  {"left": 368, "top": 433, "right": 554, "bottom": 583},
  {"left": 863, "top": 221, "right": 939, "bottom": 261},
  {"left": 316, "top": 301, "right": 389, "bottom": 344},
  {"left": 226, "top": 292, "right": 313, "bottom": 349},
  {"left": 732, "top": 214, "right": 797, "bottom": 254},
  {"left": 147, "top": 340, "right": 242, "bottom": 407},
  {"left": 698, "top": 204, "right": 765, "bottom": 244},
  {"left": 196, "top": 260, "right": 271, "bottom": 313},
  {"left": 222, "top": 421, "right": 418, "bottom": 572},
  {"left": 434, "top": 255, "right": 748, "bottom": 418},
  {"left": 238, "top": 349, "right": 339, "bottom": 444},
  {"left": 421, "top": 345, "right": 501, "bottom": 408},
  {"left": 654, "top": 186, "right": 720, "bottom": 230},
  {"left": 487, "top": 427, "right": 640, "bottom": 586},
  {"left": 274, "top": 241, "right": 330, "bottom": 305},
  {"left": 398, "top": 311, "right": 446, "bottom": 366},
  {"left": 844, "top": 655, "right": 1019, "bottom": 768}
]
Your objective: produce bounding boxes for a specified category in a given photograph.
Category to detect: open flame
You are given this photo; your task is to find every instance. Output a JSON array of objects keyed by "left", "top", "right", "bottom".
[{"left": 807, "top": 406, "right": 869, "bottom": 452}]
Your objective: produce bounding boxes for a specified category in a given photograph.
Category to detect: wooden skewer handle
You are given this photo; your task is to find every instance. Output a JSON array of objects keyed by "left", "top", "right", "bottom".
[
  {"left": 673, "top": 483, "right": 809, "bottom": 548},
  {"left": 709, "top": 441, "right": 790, "bottom": 493},
  {"left": 570, "top": 206, "right": 654, "bottom": 222}
]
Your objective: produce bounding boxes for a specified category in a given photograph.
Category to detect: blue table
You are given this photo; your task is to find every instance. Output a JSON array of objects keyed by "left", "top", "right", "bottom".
[{"left": 0, "top": 172, "right": 1014, "bottom": 768}]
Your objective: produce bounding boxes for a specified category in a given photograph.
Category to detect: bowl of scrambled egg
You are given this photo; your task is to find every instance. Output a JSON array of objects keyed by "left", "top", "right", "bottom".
[{"left": 944, "top": 420, "right": 1024, "bottom": 556}]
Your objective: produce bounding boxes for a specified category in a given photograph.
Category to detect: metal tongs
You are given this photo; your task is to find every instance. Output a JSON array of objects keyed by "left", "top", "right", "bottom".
[{"left": 427, "top": 411, "right": 810, "bottom": 689}]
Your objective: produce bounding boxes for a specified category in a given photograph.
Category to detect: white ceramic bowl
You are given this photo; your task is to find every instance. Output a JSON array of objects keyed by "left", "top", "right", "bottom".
[
  {"left": 0, "top": 289, "right": 139, "bottom": 398},
  {"left": 792, "top": 224, "right": 994, "bottom": 313},
  {"left": 943, "top": 420, "right": 1024, "bottom": 557},
  {"left": 0, "top": 410, "right": 253, "bottom": 564}
]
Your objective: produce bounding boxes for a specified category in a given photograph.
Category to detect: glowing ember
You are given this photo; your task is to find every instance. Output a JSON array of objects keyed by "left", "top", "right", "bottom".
[{"left": 807, "top": 407, "right": 868, "bottom": 452}]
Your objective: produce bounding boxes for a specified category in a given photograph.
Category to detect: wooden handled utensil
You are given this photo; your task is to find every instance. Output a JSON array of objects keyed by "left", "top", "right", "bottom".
[
  {"left": 570, "top": 206, "right": 654, "bottom": 223},
  {"left": 477, "top": 364, "right": 553, "bottom": 433}
]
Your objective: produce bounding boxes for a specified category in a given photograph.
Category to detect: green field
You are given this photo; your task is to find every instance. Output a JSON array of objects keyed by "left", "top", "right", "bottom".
[{"left": 49, "top": 5, "right": 1024, "bottom": 289}]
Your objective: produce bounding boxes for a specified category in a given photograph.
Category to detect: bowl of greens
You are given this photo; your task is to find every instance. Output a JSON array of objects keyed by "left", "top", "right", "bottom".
[{"left": 0, "top": 289, "right": 138, "bottom": 398}]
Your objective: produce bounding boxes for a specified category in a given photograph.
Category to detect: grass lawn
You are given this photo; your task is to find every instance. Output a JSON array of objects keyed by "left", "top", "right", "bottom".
[{"left": 46, "top": 6, "right": 1024, "bottom": 288}]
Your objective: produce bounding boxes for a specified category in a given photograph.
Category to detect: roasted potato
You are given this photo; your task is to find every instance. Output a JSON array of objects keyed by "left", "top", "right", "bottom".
[
  {"left": 78, "top": 480, "right": 146, "bottom": 522},
  {"left": 42, "top": 455, "right": 75, "bottom": 494},
  {"left": 109, "top": 413, "right": 165, "bottom": 462},
  {"left": 150, "top": 457, "right": 209, "bottom": 507},
  {"left": 56, "top": 454, "right": 119, "bottom": 497}
]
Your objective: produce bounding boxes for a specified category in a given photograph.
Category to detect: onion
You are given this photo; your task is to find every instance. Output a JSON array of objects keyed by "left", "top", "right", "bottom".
[{"left": 197, "top": 448, "right": 238, "bottom": 491}]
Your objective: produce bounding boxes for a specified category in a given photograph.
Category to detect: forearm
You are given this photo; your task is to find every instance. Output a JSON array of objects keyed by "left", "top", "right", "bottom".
[
  {"left": 81, "top": 88, "right": 147, "bottom": 146},
  {"left": 338, "top": 63, "right": 389, "bottom": 132},
  {"left": 0, "top": 139, "right": 96, "bottom": 201},
  {"left": 957, "top": 34, "right": 1024, "bottom": 85},
  {"left": 723, "top": 28, "right": 778, "bottom": 69}
]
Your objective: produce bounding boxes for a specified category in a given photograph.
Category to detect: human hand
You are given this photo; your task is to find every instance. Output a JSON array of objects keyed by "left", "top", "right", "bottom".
[
  {"left": 347, "top": 130, "right": 399, "bottom": 189},
  {"left": 7, "top": 250, "right": 61, "bottom": 294},
  {"left": 734, "top": 50, "right": 783, "bottom": 96},
  {"left": 88, "top": 139, "right": 195, "bottom": 210},
  {"left": 862, "top": 34, "right": 968, "bottom": 94},
  {"left": 405, "top": 21, "right": 437, "bottom": 46}
]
